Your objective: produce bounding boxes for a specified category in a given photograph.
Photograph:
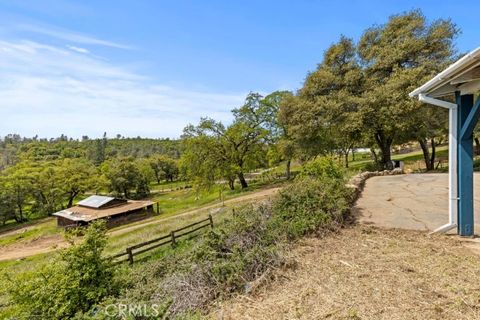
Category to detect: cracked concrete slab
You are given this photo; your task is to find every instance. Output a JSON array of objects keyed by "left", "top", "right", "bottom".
[{"left": 354, "top": 173, "right": 480, "bottom": 234}]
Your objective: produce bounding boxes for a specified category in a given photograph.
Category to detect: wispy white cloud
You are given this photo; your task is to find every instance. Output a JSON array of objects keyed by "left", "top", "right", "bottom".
[
  {"left": 66, "top": 45, "right": 89, "bottom": 54},
  {"left": 17, "top": 24, "right": 133, "bottom": 49},
  {"left": 0, "top": 39, "right": 245, "bottom": 138}
]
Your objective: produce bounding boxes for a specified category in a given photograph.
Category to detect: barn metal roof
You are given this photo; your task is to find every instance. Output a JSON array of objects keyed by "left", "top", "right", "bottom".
[
  {"left": 410, "top": 47, "right": 480, "bottom": 98},
  {"left": 77, "top": 195, "right": 115, "bottom": 208}
]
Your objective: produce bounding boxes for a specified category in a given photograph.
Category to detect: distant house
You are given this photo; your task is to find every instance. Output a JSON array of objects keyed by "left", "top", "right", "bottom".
[{"left": 53, "top": 195, "right": 155, "bottom": 228}]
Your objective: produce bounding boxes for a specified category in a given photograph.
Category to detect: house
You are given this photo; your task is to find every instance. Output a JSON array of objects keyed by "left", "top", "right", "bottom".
[{"left": 53, "top": 195, "right": 156, "bottom": 228}]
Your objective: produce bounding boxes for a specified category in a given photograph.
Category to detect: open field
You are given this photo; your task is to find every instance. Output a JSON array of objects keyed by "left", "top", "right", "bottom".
[{"left": 215, "top": 225, "right": 480, "bottom": 320}]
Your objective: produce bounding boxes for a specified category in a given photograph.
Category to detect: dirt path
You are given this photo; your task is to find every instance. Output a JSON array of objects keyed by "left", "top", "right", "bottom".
[
  {"left": 0, "top": 187, "right": 280, "bottom": 262},
  {"left": 214, "top": 226, "right": 480, "bottom": 320}
]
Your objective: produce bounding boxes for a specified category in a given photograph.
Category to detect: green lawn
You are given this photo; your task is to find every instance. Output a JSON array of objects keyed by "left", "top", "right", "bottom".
[
  {"left": 347, "top": 145, "right": 449, "bottom": 173},
  {"left": 0, "top": 219, "right": 58, "bottom": 247}
]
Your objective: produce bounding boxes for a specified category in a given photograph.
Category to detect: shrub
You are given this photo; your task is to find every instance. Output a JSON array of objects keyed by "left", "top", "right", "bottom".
[
  {"left": 272, "top": 175, "right": 350, "bottom": 240},
  {"left": 298, "top": 157, "right": 344, "bottom": 180},
  {"left": 364, "top": 161, "right": 384, "bottom": 172},
  {"left": 6, "top": 221, "right": 120, "bottom": 319}
]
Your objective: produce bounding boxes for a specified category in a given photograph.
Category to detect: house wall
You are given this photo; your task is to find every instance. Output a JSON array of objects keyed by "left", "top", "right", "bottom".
[
  {"left": 56, "top": 216, "right": 80, "bottom": 228},
  {"left": 105, "top": 206, "right": 154, "bottom": 228}
]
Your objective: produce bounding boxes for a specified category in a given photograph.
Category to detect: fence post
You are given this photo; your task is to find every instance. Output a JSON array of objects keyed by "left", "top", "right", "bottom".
[
  {"left": 156, "top": 202, "right": 160, "bottom": 214},
  {"left": 208, "top": 214, "right": 214, "bottom": 229},
  {"left": 170, "top": 231, "right": 176, "bottom": 247},
  {"left": 126, "top": 248, "right": 134, "bottom": 265}
]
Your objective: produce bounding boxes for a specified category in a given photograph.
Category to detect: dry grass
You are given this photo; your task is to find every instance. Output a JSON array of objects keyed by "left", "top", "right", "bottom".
[{"left": 212, "top": 226, "right": 480, "bottom": 320}]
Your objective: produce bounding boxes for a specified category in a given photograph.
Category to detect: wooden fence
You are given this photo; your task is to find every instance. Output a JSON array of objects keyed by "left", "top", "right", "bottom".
[{"left": 110, "top": 214, "right": 214, "bottom": 265}]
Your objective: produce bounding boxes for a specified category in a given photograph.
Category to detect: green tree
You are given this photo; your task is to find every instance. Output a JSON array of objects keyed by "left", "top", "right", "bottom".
[
  {"left": 0, "top": 185, "right": 16, "bottom": 225},
  {"left": 1, "top": 163, "right": 34, "bottom": 222},
  {"left": 263, "top": 91, "right": 297, "bottom": 178},
  {"left": 7, "top": 221, "right": 118, "bottom": 319},
  {"left": 183, "top": 93, "right": 271, "bottom": 189},
  {"left": 357, "top": 10, "right": 458, "bottom": 167},
  {"left": 88, "top": 132, "right": 108, "bottom": 165},
  {"left": 30, "top": 162, "right": 63, "bottom": 216},
  {"left": 181, "top": 127, "right": 237, "bottom": 192},
  {"left": 135, "top": 158, "right": 154, "bottom": 198},
  {"left": 149, "top": 154, "right": 179, "bottom": 184},
  {"left": 101, "top": 157, "right": 140, "bottom": 198},
  {"left": 59, "top": 158, "right": 98, "bottom": 207},
  {"left": 283, "top": 36, "right": 364, "bottom": 167}
]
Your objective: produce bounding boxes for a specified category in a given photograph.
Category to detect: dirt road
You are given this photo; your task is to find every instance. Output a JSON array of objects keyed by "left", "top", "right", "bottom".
[{"left": 0, "top": 187, "right": 280, "bottom": 262}]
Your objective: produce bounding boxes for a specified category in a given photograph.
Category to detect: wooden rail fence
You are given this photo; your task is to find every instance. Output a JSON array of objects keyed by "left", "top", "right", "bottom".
[{"left": 110, "top": 214, "right": 214, "bottom": 265}]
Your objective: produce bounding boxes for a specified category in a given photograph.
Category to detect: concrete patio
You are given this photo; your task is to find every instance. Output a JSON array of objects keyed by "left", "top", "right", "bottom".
[{"left": 354, "top": 173, "right": 480, "bottom": 234}]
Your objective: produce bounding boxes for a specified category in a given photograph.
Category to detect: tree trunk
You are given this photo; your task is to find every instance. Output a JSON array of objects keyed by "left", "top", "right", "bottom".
[
  {"left": 285, "top": 159, "right": 291, "bottom": 180},
  {"left": 67, "top": 191, "right": 78, "bottom": 208},
  {"left": 374, "top": 131, "right": 393, "bottom": 169},
  {"left": 430, "top": 138, "right": 436, "bottom": 170},
  {"left": 475, "top": 137, "right": 480, "bottom": 155},
  {"left": 418, "top": 138, "right": 433, "bottom": 171},
  {"left": 352, "top": 148, "right": 356, "bottom": 161},
  {"left": 228, "top": 177, "right": 235, "bottom": 190},
  {"left": 17, "top": 204, "right": 24, "bottom": 222},
  {"left": 345, "top": 145, "right": 355, "bottom": 168},
  {"left": 237, "top": 172, "right": 248, "bottom": 189},
  {"left": 370, "top": 148, "right": 378, "bottom": 163}
]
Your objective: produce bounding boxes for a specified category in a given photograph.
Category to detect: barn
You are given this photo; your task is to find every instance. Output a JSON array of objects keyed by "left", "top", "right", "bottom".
[{"left": 53, "top": 195, "right": 156, "bottom": 229}]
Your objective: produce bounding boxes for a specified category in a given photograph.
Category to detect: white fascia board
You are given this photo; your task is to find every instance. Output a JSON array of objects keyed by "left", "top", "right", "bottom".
[{"left": 409, "top": 47, "right": 480, "bottom": 98}]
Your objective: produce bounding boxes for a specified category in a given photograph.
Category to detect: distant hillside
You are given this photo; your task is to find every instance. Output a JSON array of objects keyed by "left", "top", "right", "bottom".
[{"left": 0, "top": 134, "right": 181, "bottom": 170}]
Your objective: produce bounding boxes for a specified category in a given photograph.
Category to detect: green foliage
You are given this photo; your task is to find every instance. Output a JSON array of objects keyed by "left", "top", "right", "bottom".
[
  {"left": 6, "top": 221, "right": 119, "bottom": 319},
  {"left": 59, "top": 158, "right": 99, "bottom": 207},
  {"left": 282, "top": 36, "right": 363, "bottom": 162},
  {"left": 357, "top": 10, "right": 457, "bottom": 165},
  {"left": 149, "top": 154, "right": 179, "bottom": 184},
  {"left": 282, "top": 10, "right": 458, "bottom": 168},
  {"left": 182, "top": 92, "right": 274, "bottom": 190},
  {"left": 298, "top": 157, "right": 345, "bottom": 180},
  {"left": 272, "top": 175, "right": 350, "bottom": 239},
  {"left": 101, "top": 157, "right": 151, "bottom": 199}
]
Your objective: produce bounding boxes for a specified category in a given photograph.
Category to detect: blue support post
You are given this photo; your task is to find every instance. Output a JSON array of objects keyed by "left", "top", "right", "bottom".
[{"left": 456, "top": 92, "right": 475, "bottom": 236}]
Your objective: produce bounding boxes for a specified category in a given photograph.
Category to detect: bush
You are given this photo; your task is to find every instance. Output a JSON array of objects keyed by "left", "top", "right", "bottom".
[
  {"left": 298, "top": 157, "right": 344, "bottom": 180},
  {"left": 364, "top": 161, "right": 384, "bottom": 172},
  {"left": 272, "top": 175, "right": 350, "bottom": 240},
  {"left": 6, "top": 221, "right": 120, "bottom": 319}
]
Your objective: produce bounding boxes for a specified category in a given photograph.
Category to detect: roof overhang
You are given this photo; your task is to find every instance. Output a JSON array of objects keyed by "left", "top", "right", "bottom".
[
  {"left": 410, "top": 47, "right": 480, "bottom": 98},
  {"left": 52, "top": 210, "right": 87, "bottom": 221}
]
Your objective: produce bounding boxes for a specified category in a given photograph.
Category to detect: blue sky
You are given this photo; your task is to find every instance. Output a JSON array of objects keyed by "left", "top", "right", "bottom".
[{"left": 0, "top": 0, "right": 478, "bottom": 139}]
